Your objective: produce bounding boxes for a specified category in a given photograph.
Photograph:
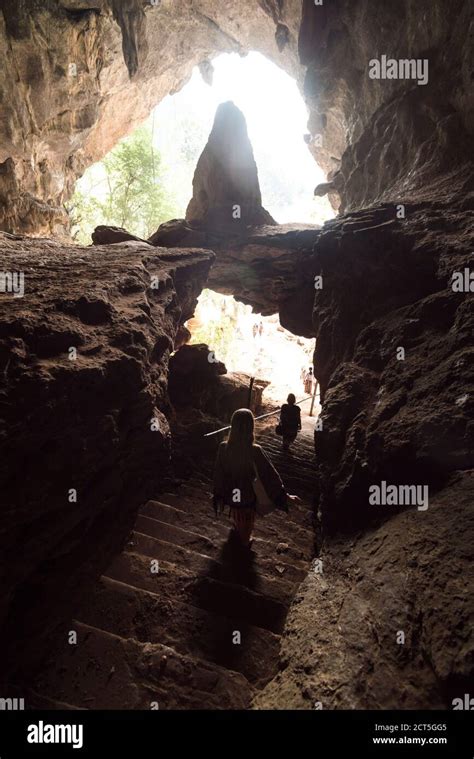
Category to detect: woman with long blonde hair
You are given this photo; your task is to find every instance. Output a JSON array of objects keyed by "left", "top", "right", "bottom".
[{"left": 213, "top": 408, "right": 298, "bottom": 547}]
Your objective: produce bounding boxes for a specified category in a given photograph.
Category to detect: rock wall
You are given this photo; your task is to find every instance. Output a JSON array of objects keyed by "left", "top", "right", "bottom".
[
  {"left": 311, "top": 203, "right": 474, "bottom": 534},
  {"left": 0, "top": 233, "right": 213, "bottom": 682},
  {"left": 299, "top": 0, "right": 474, "bottom": 211},
  {"left": 255, "top": 471, "right": 474, "bottom": 709},
  {"left": 169, "top": 342, "right": 267, "bottom": 420}
]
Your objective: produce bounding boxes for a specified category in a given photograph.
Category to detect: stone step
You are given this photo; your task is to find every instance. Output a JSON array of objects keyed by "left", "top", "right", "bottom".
[
  {"left": 136, "top": 513, "right": 216, "bottom": 555},
  {"left": 127, "top": 531, "right": 297, "bottom": 607},
  {"left": 105, "top": 550, "right": 201, "bottom": 602},
  {"left": 159, "top": 490, "right": 314, "bottom": 530},
  {"left": 263, "top": 456, "right": 316, "bottom": 478},
  {"left": 177, "top": 482, "right": 214, "bottom": 500},
  {"left": 135, "top": 512, "right": 307, "bottom": 584},
  {"left": 259, "top": 439, "right": 315, "bottom": 458},
  {"left": 183, "top": 448, "right": 317, "bottom": 492},
  {"left": 80, "top": 576, "right": 280, "bottom": 687},
  {"left": 26, "top": 428, "right": 316, "bottom": 711},
  {"left": 154, "top": 493, "right": 315, "bottom": 557},
  {"left": 141, "top": 500, "right": 310, "bottom": 566},
  {"left": 30, "top": 621, "right": 252, "bottom": 710},
  {"left": 260, "top": 441, "right": 316, "bottom": 463},
  {"left": 183, "top": 455, "right": 317, "bottom": 492},
  {"left": 259, "top": 456, "right": 316, "bottom": 486},
  {"left": 106, "top": 551, "right": 288, "bottom": 634}
]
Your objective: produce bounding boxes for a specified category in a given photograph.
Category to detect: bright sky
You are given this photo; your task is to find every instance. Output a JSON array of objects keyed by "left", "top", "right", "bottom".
[{"left": 152, "top": 52, "right": 334, "bottom": 224}]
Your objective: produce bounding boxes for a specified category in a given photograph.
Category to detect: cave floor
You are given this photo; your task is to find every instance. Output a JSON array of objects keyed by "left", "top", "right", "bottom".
[{"left": 26, "top": 426, "right": 318, "bottom": 709}]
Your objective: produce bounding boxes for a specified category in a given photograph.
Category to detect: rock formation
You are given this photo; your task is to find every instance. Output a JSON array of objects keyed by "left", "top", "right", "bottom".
[
  {"left": 251, "top": 199, "right": 473, "bottom": 707},
  {"left": 151, "top": 219, "right": 321, "bottom": 333},
  {"left": 91, "top": 225, "right": 149, "bottom": 245},
  {"left": 298, "top": 0, "right": 474, "bottom": 212},
  {"left": 255, "top": 471, "right": 474, "bottom": 709},
  {"left": 185, "top": 101, "right": 276, "bottom": 229},
  {"left": 168, "top": 343, "right": 268, "bottom": 433},
  {"left": 0, "top": 0, "right": 471, "bottom": 233},
  {"left": 311, "top": 204, "right": 474, "bottom": 535},
  {"left": 0, "top": 233, "right": 213, "bottom": 683}
]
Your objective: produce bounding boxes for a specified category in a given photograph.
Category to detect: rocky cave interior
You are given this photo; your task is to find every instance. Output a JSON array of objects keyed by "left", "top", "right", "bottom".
[{"left": 0, "top": 0, "right": 473, "bottom": 711}]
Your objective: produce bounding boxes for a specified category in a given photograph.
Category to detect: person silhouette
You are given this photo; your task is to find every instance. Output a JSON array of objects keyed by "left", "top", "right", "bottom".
[
  {"left": 304, "top": 367, "right": 314, "bottom": 395},
  {"left": 279, "top": 393, "right": 302, "bottom": 451},
  {"left": 213, "top": 408, "right": 299, "bottom": 547}
]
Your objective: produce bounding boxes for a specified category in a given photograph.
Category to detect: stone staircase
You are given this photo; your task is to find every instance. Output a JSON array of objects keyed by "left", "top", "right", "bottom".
[{"left": 27, "top": 427, "right": 317, "bottom": 710}]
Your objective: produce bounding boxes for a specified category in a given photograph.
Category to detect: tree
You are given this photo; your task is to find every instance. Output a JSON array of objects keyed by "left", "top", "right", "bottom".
[{"left": 69, "top": 125, "right": 178, "bottom": 244}]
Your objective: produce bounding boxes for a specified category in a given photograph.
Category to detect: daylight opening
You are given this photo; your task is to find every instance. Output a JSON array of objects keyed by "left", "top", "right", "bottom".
[
  {"left": 71, "top": 52, "right": 335, "bottom": 243},
  {"left": 186, "top": 289, "right": 320, "bottom": 414}
]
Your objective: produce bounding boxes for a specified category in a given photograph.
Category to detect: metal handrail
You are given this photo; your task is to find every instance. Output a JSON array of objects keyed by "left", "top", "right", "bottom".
[{"left": 203, "top": 395, "right": 315, "bottom": 438}]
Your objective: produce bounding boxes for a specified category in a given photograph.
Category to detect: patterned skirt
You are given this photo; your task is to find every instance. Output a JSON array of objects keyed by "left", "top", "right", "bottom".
[{"left": 229, "top": 506, "right": 256, "bottom": 534}]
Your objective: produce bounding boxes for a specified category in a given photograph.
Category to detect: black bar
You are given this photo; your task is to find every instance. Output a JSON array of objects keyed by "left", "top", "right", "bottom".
[{"left": 0, "top": 710, "right": 472, "bottom": 757}]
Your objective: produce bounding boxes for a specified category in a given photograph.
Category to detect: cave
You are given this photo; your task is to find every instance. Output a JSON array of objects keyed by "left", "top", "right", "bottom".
[{"left": 0, "top": 0, "right": 473, "bottom": 727}]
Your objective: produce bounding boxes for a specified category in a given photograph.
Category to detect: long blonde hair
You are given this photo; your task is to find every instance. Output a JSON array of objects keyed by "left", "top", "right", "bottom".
[{"left": 225, "top": 408, "right": 255, "bottom": 480}]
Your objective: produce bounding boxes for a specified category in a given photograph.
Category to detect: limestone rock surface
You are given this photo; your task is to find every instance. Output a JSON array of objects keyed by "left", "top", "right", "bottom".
[
  {"left": 0, "top": 232, "right": 213, "bottom": 681},
  {"left": 185, "top": 101, "right": 276, "bottom": 229}
]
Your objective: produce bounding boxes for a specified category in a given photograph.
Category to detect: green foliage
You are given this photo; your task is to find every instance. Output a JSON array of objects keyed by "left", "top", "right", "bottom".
[
  {"left": 189, "top": 290, "right": 240, "bottom": 365},
  {"left": 68, "top": 125, "right": 177, "bottom": 245}
]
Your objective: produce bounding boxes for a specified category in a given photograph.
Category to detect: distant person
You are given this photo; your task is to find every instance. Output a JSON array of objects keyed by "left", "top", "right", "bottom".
[
  {"left": 213, "top": 409, "right": 299, "bottom": 547},
  {"left": 252, "top": 324, "right": 258, "bottom": 339},
  {"left": 258, "top": 321, "right": 263, "bottom": 337},
  {"left": 279, "top": 393, "right": 302, "bottom": 451},
  {"left": 304, "top": 367, "right": 314, "bottom": 395}
]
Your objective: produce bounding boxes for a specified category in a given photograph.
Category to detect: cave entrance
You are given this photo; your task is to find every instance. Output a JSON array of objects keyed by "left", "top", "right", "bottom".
[
  {"left": 70, "top": 51, "right": 335, "bottom": 244},
  {"left": 186, "top": 288, "right": 320, "bottom": 423}
]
